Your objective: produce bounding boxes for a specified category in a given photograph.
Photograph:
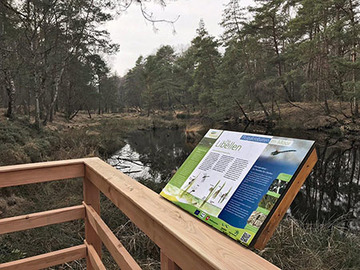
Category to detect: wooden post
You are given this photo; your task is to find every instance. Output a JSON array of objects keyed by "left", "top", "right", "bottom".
[
  {"left": 161, "top": 250, "right": 181, "bottom": 270},
  {"left": 84, "top": 176, "right": 102, "bottom": 270}
]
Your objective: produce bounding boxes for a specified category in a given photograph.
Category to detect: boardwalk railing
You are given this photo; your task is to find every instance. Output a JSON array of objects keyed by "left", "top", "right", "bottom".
[{"left": 0, "top": 158, "right": 279, "bottom": 270}]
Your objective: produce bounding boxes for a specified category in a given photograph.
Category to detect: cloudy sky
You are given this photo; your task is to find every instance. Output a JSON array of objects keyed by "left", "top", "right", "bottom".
[{"left": 105, "top": 0, "right": 254, "bottom": 76}]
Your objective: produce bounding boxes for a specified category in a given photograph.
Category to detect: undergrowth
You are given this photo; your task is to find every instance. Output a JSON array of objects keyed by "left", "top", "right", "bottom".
[{"left": 261, "top": 217, "right": 360, "bottom": 270}]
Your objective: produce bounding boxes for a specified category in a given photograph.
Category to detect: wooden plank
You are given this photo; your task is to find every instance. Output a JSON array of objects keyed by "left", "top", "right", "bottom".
[
  {"left": 0, "top": 158, "right": 92, "bottom": 174},
  {"left": 161, "top": 250, "right": 181, "bottom": 270},
  {"left": 85, "top": 240, "right": 106, "bottom": 270},
  {"left": 84, "top": 158, "right": 279, "bottom": 270},
  {"left": 84, "top": 203, "right": 141, "bottom": 270},
  {"left": 83, "top": 176, "right": 102, "bottom": 270},
  {"left": 0, "top": 159, "right": 86, "bottom": 188},
  {"left": 0, "top": 244, "right": 86, "bottom": 270},
  {"left": 254, "top": 148, "right": 318, "bottom": 250},
  {"left": 0, "top": 205, "right": 85, "bottom": 235}
]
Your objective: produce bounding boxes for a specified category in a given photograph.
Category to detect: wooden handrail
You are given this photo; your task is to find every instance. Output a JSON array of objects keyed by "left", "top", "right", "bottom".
[
  {"left": 0, "top": 158, "right": 279, "bottom": 270},
  {"left": 0, "top": 244, "right": 86, "bottom": 270},
  {"left": 0, "top": 205, "right": 85, "bottom": 235},
  {"left": 0, "top": 158, "right": 87, "bottom": 188},
  {"left": 84, "top": 158, "right": 279, "bottom": 270}
]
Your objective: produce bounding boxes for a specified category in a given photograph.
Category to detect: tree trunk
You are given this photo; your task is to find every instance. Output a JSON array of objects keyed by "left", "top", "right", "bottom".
[
  {"left": 270, "top": 15, "right": 294, "bottom": 102},
  {"left": 43, "top": 66, "right": 64, "bottom": 125},
  {"left": 34, "top": 92, "right": 41, "bottom": 130},
  {"left": 349, "top": 0, "right": 358, "bottom": 117},
  {"left": 324, "top": 97, "right": 330, "bottom": 115},
  {"left": 256, "top": 96, "right": 269, "bottom": 119},
  {"left": 27, "top": 85, "right": 31, "bottom": 120},
  {"left": 234, "top": 97, "right": 251, "bottom": 122},
  {"left": 4, "top": 71, "right": 16, "bottom": 119},
  {"left": 35, "top": 74, "right": 46, "bottom": 129},
  {"left": 275, "top": 100, "right": 281, "bottom": 120}
]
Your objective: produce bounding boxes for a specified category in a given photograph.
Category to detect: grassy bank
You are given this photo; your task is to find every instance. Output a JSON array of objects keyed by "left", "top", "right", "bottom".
[{"left": 0, "top": 112, "right": 186, "bottom": 165}]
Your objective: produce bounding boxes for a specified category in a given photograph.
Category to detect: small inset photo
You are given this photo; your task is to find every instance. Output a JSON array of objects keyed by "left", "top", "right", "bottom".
[
  {"left": 247, "top": 211, "right": 267, "bottom": 228},
  {"left": 259, "top": 194, "right": 278, "bottom": 211},
  {"left": 269, "top": 178, "right": 288, "bottom": 195}
]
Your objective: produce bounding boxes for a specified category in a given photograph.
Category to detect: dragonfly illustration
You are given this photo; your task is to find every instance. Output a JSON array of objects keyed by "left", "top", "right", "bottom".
[
  {"left": 212, "top": 182, "right": 225, "bottom": 199},
  {"left": 271, "top": 149, "right": 296, "bottom": 156},
  {"left": 218, "top": 187, "right": 233, "bottom": 203},
  {"left": 180, "top": 173, "right": 200, "bottom": 197},
  {"left": 200, "top": 180, "right": 220, "bottom": 208},
  {"left": 201, "top": 173, "right": 210, "bottom": 183}
]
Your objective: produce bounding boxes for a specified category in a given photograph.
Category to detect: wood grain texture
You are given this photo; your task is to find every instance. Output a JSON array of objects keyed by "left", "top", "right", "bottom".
[
  {"left": 0, "top": 158, "right": 87, "bottom": 188},
  {"left": 84, "top": 158, "right": 279, "bottom": 270},
  {"left": 0, "top": 244, "right": 86, "bottom": 270},
  {"left": 84, "top": 203, "right": 141, "bottom": 270},
  {"left": 0, "top": 158, "right": 89, "bottom": 173},
  {"left": 83, "top": 176, "right": 102, "bottom": 270},
  {"left": 85, "top": 241, "right": 106, "bottom": 270},
  {"left": 0, "top": 205, "right": 85, "bottom": 235},
  {"left": 161, "top": 250, "right": 181, "bottom": 270},
  {"left": 254, "top": 148, "right": 318, "bottom": 250}
]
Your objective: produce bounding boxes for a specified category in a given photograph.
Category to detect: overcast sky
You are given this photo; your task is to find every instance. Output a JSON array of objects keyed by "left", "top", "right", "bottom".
[{"left": 105, "top": 0, "right": 254, "bottom": 76}]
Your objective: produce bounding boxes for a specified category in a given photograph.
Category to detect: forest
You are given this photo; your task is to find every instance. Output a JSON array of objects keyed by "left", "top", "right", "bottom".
[
  {"left": 0, "top": 0, "right": 121, "bottom": 129},
  {"left": 120, "top": 0, "right": 360, "bottom": 121},
  {"left": 1, "top": 0, "right": 359, "bottom": 127}
]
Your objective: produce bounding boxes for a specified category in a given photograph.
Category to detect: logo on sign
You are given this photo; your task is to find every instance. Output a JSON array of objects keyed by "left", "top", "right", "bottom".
[{"left": 194, "top": 210, "right": 200, "bottom": 216}]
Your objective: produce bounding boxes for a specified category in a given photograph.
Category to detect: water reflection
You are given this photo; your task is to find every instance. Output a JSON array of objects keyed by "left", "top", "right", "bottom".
[
  {"left": 108, "top": 127, "right": 360, "bottom": 226},
  {"left": 108, "top": 144, "right": 156, "bottom": 181},
  {"left": 292, "top": 139, "right": 360, "bottom": 228},
  {"left": 108, "top": 129, "right": 193, "bottom": 182}
]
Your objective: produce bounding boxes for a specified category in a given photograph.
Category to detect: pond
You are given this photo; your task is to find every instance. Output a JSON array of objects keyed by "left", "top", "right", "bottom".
[{"left": 107, "top": 126, "right": 360, "bottom": 228}]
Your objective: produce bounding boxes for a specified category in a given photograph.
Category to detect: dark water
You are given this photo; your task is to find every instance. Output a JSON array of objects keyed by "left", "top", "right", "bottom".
[
  {"left": 108, "top": 126, "right": 360, "bottom": 227},
  {"left": 108, "top": 129, "right": 193, "bottom": 183}
]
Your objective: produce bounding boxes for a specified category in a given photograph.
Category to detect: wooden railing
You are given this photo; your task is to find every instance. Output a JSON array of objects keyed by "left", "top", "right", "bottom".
[{"left": 0, "top": 158, "right": 279, "bottom": 270}]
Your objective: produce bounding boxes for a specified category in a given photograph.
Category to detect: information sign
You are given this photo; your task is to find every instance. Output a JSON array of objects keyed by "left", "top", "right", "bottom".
[{"left": 160, "top": 130, "right": 317, "bottom": 248}]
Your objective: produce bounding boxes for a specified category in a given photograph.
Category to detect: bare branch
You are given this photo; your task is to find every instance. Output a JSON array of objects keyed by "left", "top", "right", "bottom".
[{"left": 137, "top": 0, "right": 179, "bottom": 33}]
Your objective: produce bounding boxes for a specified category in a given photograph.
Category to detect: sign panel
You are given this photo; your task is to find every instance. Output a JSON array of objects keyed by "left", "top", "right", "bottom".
[{"left": 160, "top": 130, "right": 315, "bottom": 247}]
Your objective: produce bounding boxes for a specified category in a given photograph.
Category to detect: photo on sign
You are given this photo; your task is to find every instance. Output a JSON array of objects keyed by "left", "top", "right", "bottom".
[
  {"left": 258, "top": 194, "right": 278, "bottom": 211},
  {"left": 248, "top": 211, "right": 267, "bottom": 229},
  {"left": 269, "top": 179, "right": 288, "bottom": 195}
]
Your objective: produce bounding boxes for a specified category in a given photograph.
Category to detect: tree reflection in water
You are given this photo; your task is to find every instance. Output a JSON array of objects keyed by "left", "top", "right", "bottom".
[
  {"left": 109, "top": 129, "right": 193, "bottom": 184},
  {"left": 292, "top": 139, "right": 360, "bottom": 228}
]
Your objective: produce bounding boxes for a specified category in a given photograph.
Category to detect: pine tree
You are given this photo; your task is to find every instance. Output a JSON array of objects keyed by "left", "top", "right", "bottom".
[
  {"left": 220, "top": 0, "right": 247, "bottom": 44},
  {"left": 190, "top": 20, "right": 221, "bottom": 112}
]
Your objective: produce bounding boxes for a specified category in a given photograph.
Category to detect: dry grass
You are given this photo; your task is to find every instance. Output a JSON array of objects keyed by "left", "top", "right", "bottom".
[{"left": 259, "top": 217, "right": 360, "bottom": 270}]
